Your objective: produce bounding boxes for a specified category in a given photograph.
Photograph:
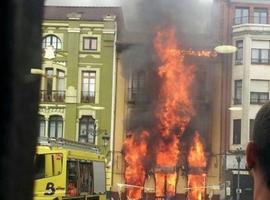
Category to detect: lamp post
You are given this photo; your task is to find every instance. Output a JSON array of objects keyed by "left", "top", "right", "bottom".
[
  {"left": 235, "top": 148, "right": 243, "bottom": 200},
  {"left": 214, "top": 45, "right": 238, "bottom": 200}
]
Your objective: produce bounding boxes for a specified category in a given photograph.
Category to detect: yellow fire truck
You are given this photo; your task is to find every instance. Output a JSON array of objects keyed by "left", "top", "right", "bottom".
[{"left": 33, "top": 137, "right": 106, "bottom": 200}]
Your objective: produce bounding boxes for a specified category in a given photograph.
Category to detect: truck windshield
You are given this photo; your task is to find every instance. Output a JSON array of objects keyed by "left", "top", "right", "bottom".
[{"left": 34, "top": 153, "right": 63, "bottom": 179}]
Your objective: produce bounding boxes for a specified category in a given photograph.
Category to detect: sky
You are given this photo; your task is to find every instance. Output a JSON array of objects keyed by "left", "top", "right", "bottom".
[{"left": 45, "top": 0, "right": 121, "bottom": 6}]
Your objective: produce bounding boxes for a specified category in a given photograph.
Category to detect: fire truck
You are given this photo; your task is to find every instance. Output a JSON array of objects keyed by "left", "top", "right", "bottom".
[{"left": 33, "top": 137, "right": 106, "bottom": 200}]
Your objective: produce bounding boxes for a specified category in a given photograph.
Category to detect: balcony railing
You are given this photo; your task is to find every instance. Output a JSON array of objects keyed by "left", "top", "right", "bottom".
[
  {"left": 81, "top": 91, "right": 95, "bottom": 103},
  {"left": 127, "top": 88, "right": 148, "bottom": 104},
  {"left": 250, "top": 97, "right": 269, "bottom": 104},
  {"left": 233, "top": 15, "right": 268, "bottom": 25},
  {"left": 40, "top": 90, "right": 65, "bottom": 102}
]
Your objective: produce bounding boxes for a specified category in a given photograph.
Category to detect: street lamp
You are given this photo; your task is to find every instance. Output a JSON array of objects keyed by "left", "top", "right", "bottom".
[
  {"left": 102, "top": 132, "right": 110, "bottom": 147},
  {"left": 235, "top": 148, "right": 243, "bottom": 200},
  {"left": 214, "top": 45, "right": 237, "bottom": 54},
  {"left": 30, "top": 45, "right": 56, "bottom": 75}
]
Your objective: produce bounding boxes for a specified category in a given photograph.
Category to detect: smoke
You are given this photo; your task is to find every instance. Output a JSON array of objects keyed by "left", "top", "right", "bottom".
[{"left": 120, "top": 0, "right": 216, "bottom": 132}]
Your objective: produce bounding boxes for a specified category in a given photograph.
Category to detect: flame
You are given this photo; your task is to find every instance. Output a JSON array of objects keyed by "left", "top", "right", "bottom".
[
  {"left": 154, "top": 27, "right": 195, "bottom": 137},
  {"left": 123, "top": 130, "right": 149, "bottom": 200},
  {"left": 187, "top": 131, "right": 207, "bottom": 168},
  {"left": 187, "top": 174, "right": 206, "bottom": 200},
  {"left": 123, "top": 25, "right": 210, "bottom": 199},
  {"left": 187, "top": 131, "right": 207, "bottom": 200}
]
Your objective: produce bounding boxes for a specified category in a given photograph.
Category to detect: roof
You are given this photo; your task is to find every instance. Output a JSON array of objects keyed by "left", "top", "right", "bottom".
[{"left": 44, "top": 6, "right": 124, "bottom": 36}]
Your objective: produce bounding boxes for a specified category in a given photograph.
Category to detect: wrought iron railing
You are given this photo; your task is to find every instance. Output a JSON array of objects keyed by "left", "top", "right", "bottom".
[
  {"left": 81, "top": 91, "right": 96, "bottom": 103},
  {"left": 127, "top": 88, "right": 148, "bottom": 104},
  {"left": 40, "top": 90, "right": 65, "bottom": 102}
]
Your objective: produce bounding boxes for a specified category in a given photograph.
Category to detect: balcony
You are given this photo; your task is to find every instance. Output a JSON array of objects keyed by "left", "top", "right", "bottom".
[
  {"left": 232, "top": 16, "right": 270, "bottom": 35},
  {"left": 250, "top": 92, "right": 269, "bottom": 105},
  {"left": 81, "top": 91, "right": 95, "bottom": 103},
  {"left": 40, "top": 90, "right": 65, "bottom": 103}
]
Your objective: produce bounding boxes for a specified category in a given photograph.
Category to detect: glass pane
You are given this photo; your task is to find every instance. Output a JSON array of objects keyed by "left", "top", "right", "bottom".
[
  {"left": 39, "top": 120, "right": 45, "bottom": 137},
  {"left": 57, "top": 122, "right": 63, "bottom": 138},
  {"left": 252, "top": 49, "right": 259, "bottom": 63},
  {"left": 84, "top": 38, "right": 90, "bottom": 49},
  {"left": 57, "top": 78, "right": 65, "bottom": 91},
  {"left": 79, "top": 163, "right": 92, "bottom": 193},
  {"left": 261, "top": 50, "right": 269, "bottom": 63},
  {"left": 80, "top": 124, "right": 87, "bottom": 136},
  {"left": 49, "top": 122, "right": 56, "bottom": 137},
  {"left": 254, "top": 12, "right": 260, "bottom": 23},
  {"left": 91, "top": 39, "right": 97, "bottom": 50}
]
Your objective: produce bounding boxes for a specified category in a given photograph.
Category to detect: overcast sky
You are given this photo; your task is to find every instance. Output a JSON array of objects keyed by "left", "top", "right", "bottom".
[{"left": 45, "top": 0, "right": 121, "bottom": 6}]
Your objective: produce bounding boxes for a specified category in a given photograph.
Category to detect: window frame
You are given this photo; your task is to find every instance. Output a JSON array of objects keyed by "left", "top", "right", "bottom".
[
  {"left": 234, "top": 7, "right": 249, "bottom": 25},
  {"left": 233, "top": 119, "right": 241, "bottom": 145},
  {"left": 78, "top": 116, "right": 96, "bottom": 144},
  {"left": 82, "top": 37, "right": 98, "bottom": 51},
  {"left": 48, "top": 115, "right": 63, "bottom": 138},
  {"left": 251, "top": 49, "right": 270, "bottom": 64},
  {"left": 254, "top": 8, "right": 268, "bottom": 24},
  {"left": 39, "top": 115, "right": 46, "bottom": 137},
  {"left": 81, "top": 71, "right": 96, "bottom": 103},
  {"left": 235, "top": 40, "right": 243, "bottom": 65},
  {"left": 234, "top": 80, "right": 242, "bottom": 105},
  {"left": 250, "top": 92, "right": 269, "bottom": 104},
  {"left": 42, "top": 34, "right": 62, "bottom": 50}
]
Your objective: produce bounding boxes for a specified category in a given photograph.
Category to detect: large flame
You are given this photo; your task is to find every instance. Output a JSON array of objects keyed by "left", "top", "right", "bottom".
[
  {"left": 187, "top": 131, "right": 207, "bottom": 200},
  {"left": 154, "top": 27, "right": 196, "bottom": 137},
  {"left": 123, "top": 25, "right": 212, "bottom": 199},
  {"left": 123, "top": 130, "right": 149, "bottom": 200}
]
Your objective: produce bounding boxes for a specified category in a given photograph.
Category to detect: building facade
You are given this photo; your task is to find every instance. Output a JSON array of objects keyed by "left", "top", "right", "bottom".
[
  {"left": 38, "top": 6, "right": 123, "bottom": 190},
  {"left": 218, "top": 0, "right": 270, "bottom": 199}
]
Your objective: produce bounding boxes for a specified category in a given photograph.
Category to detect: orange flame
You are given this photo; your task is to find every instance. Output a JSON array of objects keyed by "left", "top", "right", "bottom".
[
  {"left": 154, "top": 27, "right": 196, "bottom": 137},
  {"left": 187, "top": 131, "right": 207, "bottom": 200},
  {"left": 123, "top": 25, "right": 211, "bottom": 199},
  {"left": 187, "top": 174, "right": 206, "bottom": 200},
  {"left": 187, "top": 131, "right": 207, "bottom": 168},
  {"left": 123, "top": 130, "right": 149, "bottom": 200}
]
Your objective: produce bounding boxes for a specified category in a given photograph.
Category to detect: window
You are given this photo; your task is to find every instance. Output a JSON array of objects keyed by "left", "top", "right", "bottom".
[
  {"left": 79, "top": 116, "right": 96, "bottom": 144},
  {"left": 251, "top": 49, "right": 270, "bottom": 64},
  {"left": 67, "top": 161, "right": 78, "bottom": 196},
  {"left": 250, "top": 92, "right": 269, "bottom": 104},
  {"left": 234, "top": 80, "right": 242, "bottom": 104},
  {"left": 39, "top": 115, "right": 45, "bottom": 137},
  {"left": 41, "top": 68, "right": 66, "bottom": 102},
  {"left": 254, "top": 8, "right": 268, "bottom": 24},
  {"left": 34, "top": 153, "right": 63, "bottom": 179},
  {"left": 233, "top": 119, "right": 241, "bottom": 145},
  {"left": 235, "top": 40, "right": 243, "bottom": 64},
  {"left": 83, "top": 37, "right": 97, "bottom": 50},
  {"left": 249, "top": 119, "right": 255, "bottom": 141},
  {"left": 128, "top": 70, "right": 146, "bottom": 103},
  {"left": 42, "top": 35, "right": 62, "bottom": 49},
  {"left": 55, "top": 70, "right": 65, "bottom": 102},
  {"left": 235, "top": 8, "right": 249, "bottom": 25},
  {"left": 43, "top": 68, "right": 54, "bottom": 102},
  {"left": 81, "top": 71, "right": 96, "bottom": 103},
  {"left": 79, "top": 162, "right": 93, "bottom": 194},
  {"left": 48, "top": 115, "right": 63, "bottom": 138}
]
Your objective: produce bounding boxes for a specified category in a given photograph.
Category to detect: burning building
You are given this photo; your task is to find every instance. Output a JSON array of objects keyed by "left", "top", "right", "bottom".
[
  {"left": 120, "top": 26, "right": 216, "bottom": 200},
  {"left": 111, "top": 1, "right": 223, "bottom": 199}
]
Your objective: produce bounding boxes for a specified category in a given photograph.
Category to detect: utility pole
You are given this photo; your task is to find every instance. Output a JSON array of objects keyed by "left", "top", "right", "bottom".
[{"left": 235, "top": 148, "right": 243, "bottom": 200}]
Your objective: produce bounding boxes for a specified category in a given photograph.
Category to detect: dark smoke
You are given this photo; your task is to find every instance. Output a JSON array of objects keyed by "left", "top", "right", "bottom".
[{"left": 120, "top": 0, "right": 216, "bottom": 137}]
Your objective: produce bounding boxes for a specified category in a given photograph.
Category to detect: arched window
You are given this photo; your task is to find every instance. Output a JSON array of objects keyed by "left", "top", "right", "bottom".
[
  {"left": 48, "top": 115, "right": 63, "bottom": 138},
  {"left": 42, "top": 35, "right": 62, "bottom": 49},
  {"left": 39, "top": 115, "right": 45, "bottom": 137},
  {"left": 79, "top": 116, "right": 96, "bottom": 143}
]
